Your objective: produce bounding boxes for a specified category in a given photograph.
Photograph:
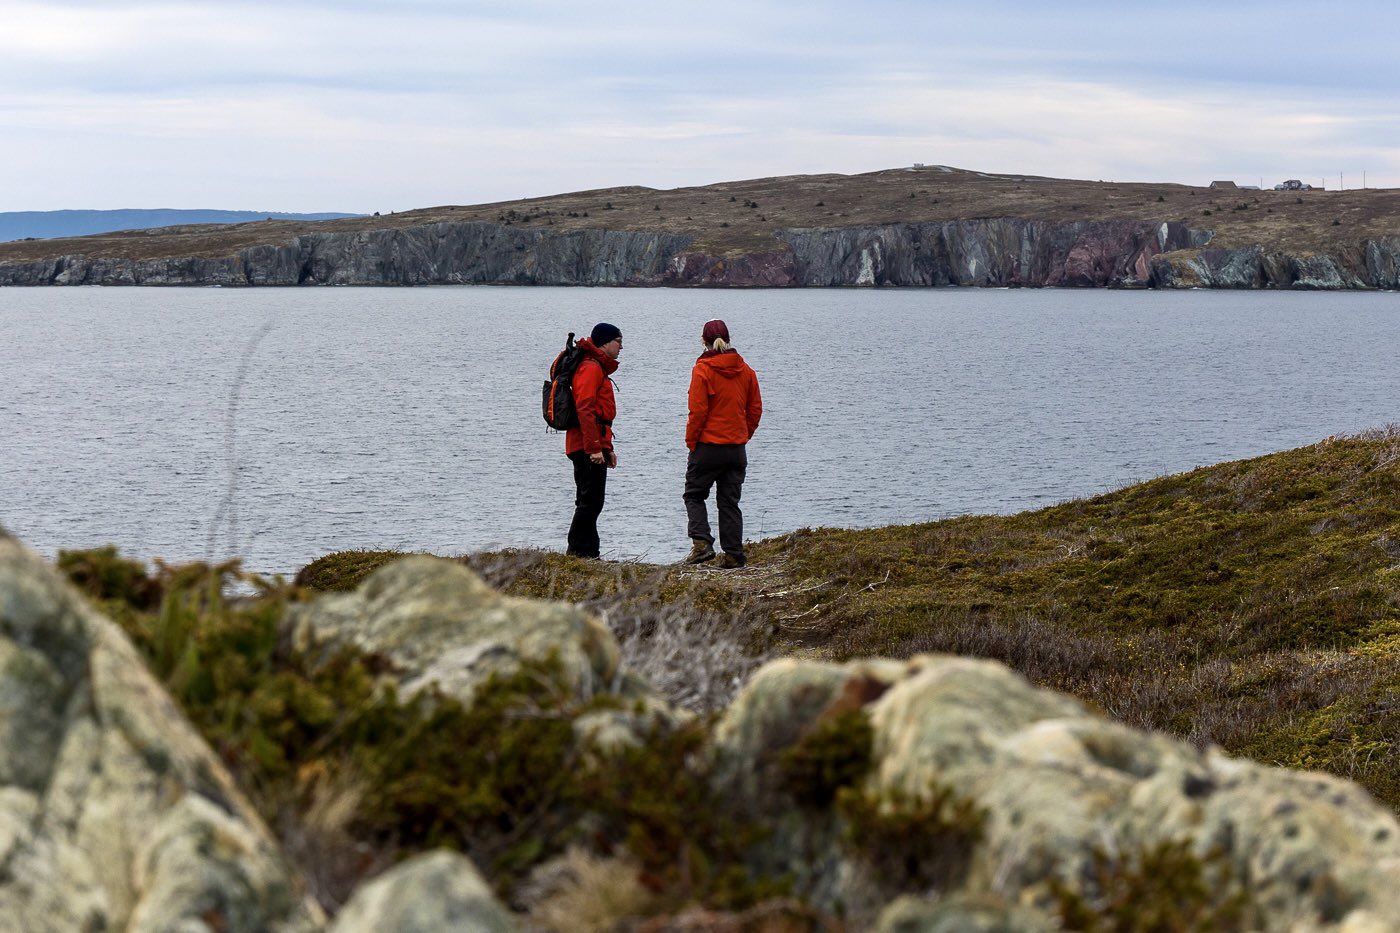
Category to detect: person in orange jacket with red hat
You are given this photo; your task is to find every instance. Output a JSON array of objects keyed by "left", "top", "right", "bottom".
[
  {"left": 566, "top": 322, "right": 622, "bottom": 558},
  {"left": 683, "top": 319, "right": 762, "bottom": 568}
]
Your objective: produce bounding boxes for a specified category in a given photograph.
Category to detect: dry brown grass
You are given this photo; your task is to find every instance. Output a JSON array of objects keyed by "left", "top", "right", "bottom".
[
  {"left": 277, "top": 761, "right": 396, "bottom": 912},
  {"left": 463, "top": 549, "right": 775, "bottom": 714},
  {"left": 522, "top": 848, "right": 663, "bottom": 932},
  {"left": 4, "top": 165, "right": 1395, "bottom": 263}
]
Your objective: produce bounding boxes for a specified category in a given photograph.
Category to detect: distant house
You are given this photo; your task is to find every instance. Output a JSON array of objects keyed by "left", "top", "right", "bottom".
[{"left": 1209, "top": 180, "right": 1239, "bottom": 190}]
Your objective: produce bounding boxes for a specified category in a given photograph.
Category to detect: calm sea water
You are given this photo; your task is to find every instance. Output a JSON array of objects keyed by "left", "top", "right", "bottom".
[{"left": 1, "top": 286, "right": 1396, "bottom": 575}]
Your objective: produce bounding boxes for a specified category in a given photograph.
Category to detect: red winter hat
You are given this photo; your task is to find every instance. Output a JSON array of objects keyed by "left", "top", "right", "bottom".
[{"left": 702, "top": 319, "right": 730, "bottom": 343}]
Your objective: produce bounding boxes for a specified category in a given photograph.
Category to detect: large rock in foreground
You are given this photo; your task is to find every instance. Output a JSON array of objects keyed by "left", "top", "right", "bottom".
[
  {"left": 0, "top": 539, "right": 323, "bottom": 933},
  {"left": 289, "top": 556, "right": 681, "bottom": 758},
  {"left": 714, "top": 656, "right": 1400, "bottom": 931}
]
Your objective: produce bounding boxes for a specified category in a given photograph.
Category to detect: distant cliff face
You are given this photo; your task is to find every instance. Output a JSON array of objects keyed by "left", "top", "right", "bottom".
[
  {"left": 1148, "top": 236, "right": 1400, "bottom": 289},
  {"left": 778, "top": 218, "right": 1211, "bottom": 287},
  {"left": 0, "top": 224, "right": 698, "bottom": 287},
  {"left": 3, "top": 218, "right": 1399, "bottom": 289}
]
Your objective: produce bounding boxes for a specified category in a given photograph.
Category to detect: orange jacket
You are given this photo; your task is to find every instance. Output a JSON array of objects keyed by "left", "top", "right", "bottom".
[
  {"left": 565, "top": 339, "right": 618, "bottom": 456},
  {"left": 686, "top": 349, "right": 762, "bottom": 450}
]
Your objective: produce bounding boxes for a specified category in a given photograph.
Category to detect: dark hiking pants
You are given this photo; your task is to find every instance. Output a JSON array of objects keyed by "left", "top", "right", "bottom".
[
  {"left": 684, "top": 442, "right": 747, "bottom": 558},
  {"left": 568, "top": 451, "right": 609, "bottom": 558}
]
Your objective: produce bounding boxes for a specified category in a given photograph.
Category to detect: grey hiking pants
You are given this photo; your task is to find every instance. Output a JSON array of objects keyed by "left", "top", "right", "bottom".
[{"left": 684, "top": 442, "right": 747, "bottom": 557}]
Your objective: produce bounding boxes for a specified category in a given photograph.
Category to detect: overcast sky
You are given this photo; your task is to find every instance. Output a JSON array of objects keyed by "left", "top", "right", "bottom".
[{"left": 4, "top": 0, "right": 1397, "bottom": 212}]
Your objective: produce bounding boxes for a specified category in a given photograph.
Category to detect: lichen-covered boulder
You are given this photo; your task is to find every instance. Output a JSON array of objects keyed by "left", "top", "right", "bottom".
[
  {"left": 289, "top": 555, "right": 621, "bottom": 705},
  {"left": 712, "top": 653, "right": 1400, "bottom": 932},
  {"left": 329, "top": 850, "right": 513, "bottom": 933},
  {"left": 0, "top": 538, "right": 323, "bottom": 933},
  {"left": 290, "top": 556, "right": 681, "bottom": 753}
]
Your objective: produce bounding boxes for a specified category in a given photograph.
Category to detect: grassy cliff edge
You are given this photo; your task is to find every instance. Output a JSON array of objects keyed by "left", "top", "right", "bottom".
[{"left": 300, "top": 430, "right": 1400, "bottom": 806}]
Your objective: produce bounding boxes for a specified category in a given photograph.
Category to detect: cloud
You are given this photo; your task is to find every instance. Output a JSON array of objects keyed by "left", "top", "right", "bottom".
[{"left": 1, "top": 0, "right": 1398, "bottom": 210}]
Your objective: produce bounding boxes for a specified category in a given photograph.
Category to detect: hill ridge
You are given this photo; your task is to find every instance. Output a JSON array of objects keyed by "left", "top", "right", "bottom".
[
  {"left": 2, "top": 165, "right": 1398, "bottom": 288},
  {"left": 0, "top": 208, "right": 360, "bottom": 243}
]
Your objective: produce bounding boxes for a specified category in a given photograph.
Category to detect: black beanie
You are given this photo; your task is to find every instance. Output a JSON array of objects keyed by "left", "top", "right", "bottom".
[{"left": 591, "top": 322, "right": 622, "bottom": 345}]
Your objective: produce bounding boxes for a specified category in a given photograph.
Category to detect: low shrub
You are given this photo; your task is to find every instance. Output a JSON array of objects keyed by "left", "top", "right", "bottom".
[
  {"left": 1050, "top": 839, "right": 1258, "bottom": 932},
  {"left": 838, "top": 781, "right": 984, "bottom": 892},
  {"left": 578, "top": 720, "right": 791, "bottom": 911},
  {"left": 58, "top": 544, "right": 163, "bottom": 610},
  {"left": 780, "top": 708, "right": 874, "bottom": 807}
]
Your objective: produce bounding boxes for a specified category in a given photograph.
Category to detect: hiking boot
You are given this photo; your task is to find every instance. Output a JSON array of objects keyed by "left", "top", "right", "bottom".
[
  {"left": 716, "top": 552, "right": 747, "bottom": 569},
  {"left": 684, "top": 540, "right": 716, "bottom": 564}
]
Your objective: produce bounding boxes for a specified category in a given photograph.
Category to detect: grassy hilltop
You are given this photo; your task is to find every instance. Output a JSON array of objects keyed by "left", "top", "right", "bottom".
[
  {"left": 2, "top": 165, "right": 1397, "bottom": 264},
  {"left": 56, "top": 429, "right": 1400, "bottom": 922}
]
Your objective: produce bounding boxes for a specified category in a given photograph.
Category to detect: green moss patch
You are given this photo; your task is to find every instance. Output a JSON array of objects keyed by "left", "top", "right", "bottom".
[{"left": 293, "top": 550, "right": 414, "bottom": 592}]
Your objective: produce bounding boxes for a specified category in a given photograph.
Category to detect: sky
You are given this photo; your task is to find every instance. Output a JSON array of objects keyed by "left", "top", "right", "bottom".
[{"left": 4, "top": 0, "right": 1398, "bottom": 213}]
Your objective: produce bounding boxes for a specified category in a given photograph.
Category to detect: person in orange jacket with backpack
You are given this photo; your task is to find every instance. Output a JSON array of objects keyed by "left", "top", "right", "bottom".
[
  {"left": 566, "top": 322, "right": 622, "bottom": 558},
  {"left": 683, "top": 319, "right": 762, "bottom": 568}
]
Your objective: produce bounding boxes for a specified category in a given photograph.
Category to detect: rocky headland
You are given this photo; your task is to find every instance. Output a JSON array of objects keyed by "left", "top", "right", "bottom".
[
  {"left": 5, "top": 430, "right": 1400, "bottom": 930},
  {"left": 3, "top": 165, "right": 1399, "bottom": 288}
]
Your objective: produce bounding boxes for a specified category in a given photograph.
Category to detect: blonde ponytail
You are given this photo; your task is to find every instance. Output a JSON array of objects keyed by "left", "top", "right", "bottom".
[{"left": 709, "top": 337, "right": 729, "bottom": 352}]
